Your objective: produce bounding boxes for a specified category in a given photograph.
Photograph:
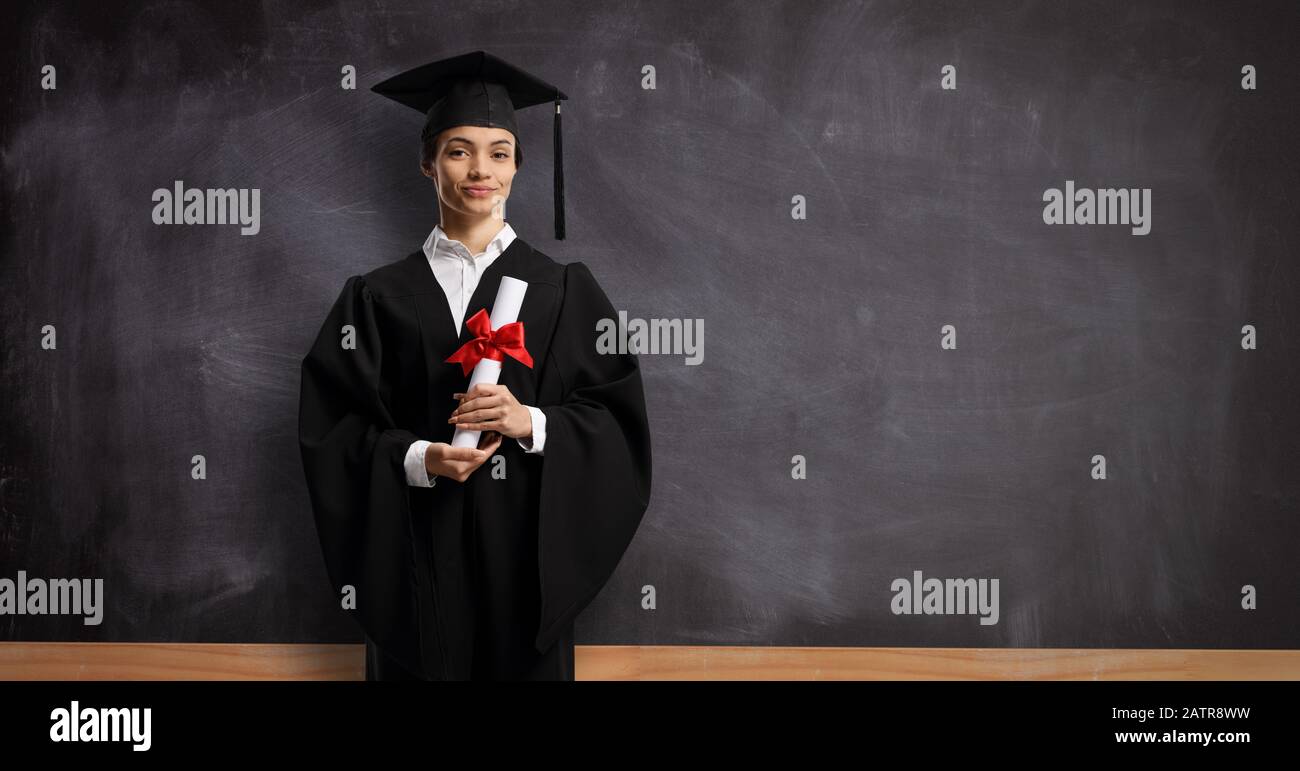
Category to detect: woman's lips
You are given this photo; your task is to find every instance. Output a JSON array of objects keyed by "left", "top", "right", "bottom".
[{"left": 464, "top": 187, "right": 497, "bottom": 198}]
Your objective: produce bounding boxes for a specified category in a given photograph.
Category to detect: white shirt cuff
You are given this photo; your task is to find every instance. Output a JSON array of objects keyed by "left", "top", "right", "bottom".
[
  {"left": 404, "top": 440, "right": 436, "bottom": 486},
  {"left": 516, "top": 406, "right": 546, "bottom": 454}
]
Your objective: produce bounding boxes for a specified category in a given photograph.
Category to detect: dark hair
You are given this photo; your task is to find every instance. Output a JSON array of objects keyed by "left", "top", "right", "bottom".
[{"left": 421, "top": 129, "right": 523, "bottom": 172}]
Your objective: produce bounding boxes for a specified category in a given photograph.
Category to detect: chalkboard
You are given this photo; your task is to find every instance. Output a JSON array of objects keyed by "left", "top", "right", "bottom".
[{"left": 2, "top": 0, "right": 1296, "bottom": 650}]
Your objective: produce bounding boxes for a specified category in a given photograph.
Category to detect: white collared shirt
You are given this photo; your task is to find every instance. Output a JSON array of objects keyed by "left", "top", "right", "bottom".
[{"left": 403, "top": 221, "right": 547, "bottom": 487}]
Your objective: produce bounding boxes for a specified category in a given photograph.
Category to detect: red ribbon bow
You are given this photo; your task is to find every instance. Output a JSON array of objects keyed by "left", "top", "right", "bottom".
[{"left": 444, "top": 307, "right": 534, "bottom": 376}]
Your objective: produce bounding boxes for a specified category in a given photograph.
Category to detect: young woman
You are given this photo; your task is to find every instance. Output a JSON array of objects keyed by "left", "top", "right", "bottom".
[{"left": 298, "top": 51, "right": 653, "bottom": 681}]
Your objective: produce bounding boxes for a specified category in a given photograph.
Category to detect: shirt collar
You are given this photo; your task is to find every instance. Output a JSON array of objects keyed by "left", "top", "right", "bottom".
[{"left": 422, "top": 221, "right": 516, "bottom": 262}]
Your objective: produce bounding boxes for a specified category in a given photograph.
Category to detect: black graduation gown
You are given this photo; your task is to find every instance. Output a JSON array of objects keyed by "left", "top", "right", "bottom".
[{"left": 297, "top": 236, "right": 652, "bottom": 680}]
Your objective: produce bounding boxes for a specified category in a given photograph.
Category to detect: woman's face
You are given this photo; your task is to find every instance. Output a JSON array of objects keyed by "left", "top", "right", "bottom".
[{"left": 422, "top": 124, "right": 517, "bottom": 221}]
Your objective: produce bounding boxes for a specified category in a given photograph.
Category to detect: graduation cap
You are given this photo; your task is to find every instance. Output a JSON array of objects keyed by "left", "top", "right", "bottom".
[{"left": 372, "top": 50, "right": 569, "bottom": 240}]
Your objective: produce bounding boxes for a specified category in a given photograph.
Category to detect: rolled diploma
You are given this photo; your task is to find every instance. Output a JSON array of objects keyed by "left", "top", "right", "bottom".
[{"left": 451, "top": 275, "right": 530, "bottom": 449}]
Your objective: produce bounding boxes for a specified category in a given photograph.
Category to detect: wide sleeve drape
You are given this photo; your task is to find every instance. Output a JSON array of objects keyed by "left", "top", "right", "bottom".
[
  {"left": 533, "top": 261, "right": 653, "bottom": 651},
  {"left": 297, "top": 275, "right": 429, "bottom": 676}
]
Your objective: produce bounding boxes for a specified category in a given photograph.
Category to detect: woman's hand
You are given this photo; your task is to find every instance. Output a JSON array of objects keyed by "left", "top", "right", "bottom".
[
  {"left": 423, "top": 430, "right": 503, "bottom": 482},
  {"left": 448, "top": 383, "right": 533, "bottom": 440}
]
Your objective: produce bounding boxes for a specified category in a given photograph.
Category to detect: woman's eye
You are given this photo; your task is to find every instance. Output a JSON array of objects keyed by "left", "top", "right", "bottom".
[{"left": 494, "top": 152, "right": 509, "bottom": 160}]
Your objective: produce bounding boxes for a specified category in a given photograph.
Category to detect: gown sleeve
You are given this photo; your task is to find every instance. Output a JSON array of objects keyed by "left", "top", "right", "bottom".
[
  {"left": 533, "top": 261, "right": 654, "bottom": 652},
  {"left": 297, "top": 275, "right": 427, "bottom": 675}
]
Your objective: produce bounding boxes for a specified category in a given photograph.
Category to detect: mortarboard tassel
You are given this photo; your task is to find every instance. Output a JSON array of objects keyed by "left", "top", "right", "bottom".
[{"left": 554, "top": 95, "right": 565, "bottom": 240}]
